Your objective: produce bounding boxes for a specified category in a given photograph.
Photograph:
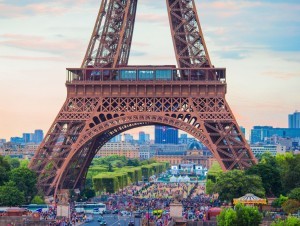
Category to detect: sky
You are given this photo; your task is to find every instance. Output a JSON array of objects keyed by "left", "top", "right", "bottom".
[{"left": 0, "top": 0, "right": 299, "bottom": 141}]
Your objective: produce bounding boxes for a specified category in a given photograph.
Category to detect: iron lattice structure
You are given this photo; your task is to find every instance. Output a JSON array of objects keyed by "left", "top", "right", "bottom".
[{"left": 30, "top": 0, "right": 257, "bottom": 196}]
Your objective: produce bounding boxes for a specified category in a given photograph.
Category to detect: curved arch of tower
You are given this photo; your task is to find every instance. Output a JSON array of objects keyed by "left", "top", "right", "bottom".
[{"left": 30, "top": 0, "right": 257, "bottom": 197}]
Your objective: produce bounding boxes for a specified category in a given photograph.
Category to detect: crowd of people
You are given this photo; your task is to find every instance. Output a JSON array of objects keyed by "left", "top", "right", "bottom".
[{"left": 95, "top": 181, "right": 220, "bottom": 224}]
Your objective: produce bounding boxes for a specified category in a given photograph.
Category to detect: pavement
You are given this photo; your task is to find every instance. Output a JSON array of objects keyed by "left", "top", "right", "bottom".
[{"left": 80, "top": 213, "right": 142, "bottom": 226}]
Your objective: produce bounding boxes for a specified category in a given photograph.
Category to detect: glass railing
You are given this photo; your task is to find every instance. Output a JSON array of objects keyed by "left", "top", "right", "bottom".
[{"left": 66, "top": 67, "right": 226, "bottom": 83}]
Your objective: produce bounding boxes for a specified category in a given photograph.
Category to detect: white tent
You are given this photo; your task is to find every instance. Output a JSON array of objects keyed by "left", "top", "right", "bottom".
[
  {"left": 183, "top": 175, "right": 190, "bottom": 182},
  {"left": 170, "top": 175, "right": 177, "bottom": 183}
]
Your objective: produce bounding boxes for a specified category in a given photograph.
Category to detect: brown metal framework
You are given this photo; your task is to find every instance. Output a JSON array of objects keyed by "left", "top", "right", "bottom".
[{"left": 30, "top": 0, "right": 257, "bottom": 196}]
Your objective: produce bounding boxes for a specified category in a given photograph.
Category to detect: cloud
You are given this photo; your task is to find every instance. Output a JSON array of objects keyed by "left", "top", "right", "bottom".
[
  {"left": 0, "top": 33, "right": 85, "bottom": 57},
  {"left": 136, "top": 13, "right": 168, "bottom": 26},
  {"left": 0, "top": 55, "right": 63, "bottom": 62},
  {"left": 214, "top": 50, "right": 249, "bottom": 60},
  {"left": 262, "top": 71, "right": 300, "bottom": 80},
  {"left": 130, "top": 50, "right": 147, "bottom": 57}
]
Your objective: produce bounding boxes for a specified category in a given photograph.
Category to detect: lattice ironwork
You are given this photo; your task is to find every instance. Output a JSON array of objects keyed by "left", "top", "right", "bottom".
[{"left": 30, "top": 0, "right": 256, "bottom": 197}]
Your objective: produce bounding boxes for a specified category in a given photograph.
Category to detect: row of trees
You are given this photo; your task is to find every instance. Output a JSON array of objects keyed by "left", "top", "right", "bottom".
[
  {"left": 0, "top": 156, "right": 43, "bottom": 206},
  {"left": 93, "top": 162, "right": 168, "bottom": 193}
]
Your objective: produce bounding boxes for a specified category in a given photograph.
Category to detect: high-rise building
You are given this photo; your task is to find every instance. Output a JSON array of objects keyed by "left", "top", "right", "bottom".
[
  {"left": 289, "top": 111, "right": 300, "bottom": 128},
  {"left": 155, "top": 125, "right": 178, "bottom": 144},
  {"left": 145, "top": 134, "right": 150, "bottom": 143},
  {"left": 110, "top": 134, "right": 122, "bottom": 142},
  {"left": 250, "top": 126, "right": 300, "bottom": 144},
  {"left": 33, "top": 130, "right": 44, "bottom": 144},
  {"left": 240, "top": 126, "right": 246, "bottom": 136},
  {"left": 124, "top": 133, "right": 134, "bottom": 143},
  {"left": 23, "top": 133, "right": 32, "bottom": 143},
  {"left": 10, "top": 137, "right": 24, "bottom": 144},
  {"left": 0, "top": 139, "right": 6, "bottom": 144},
  {"left": 139, "top": 131, "right": 146, "bottom": 144}
]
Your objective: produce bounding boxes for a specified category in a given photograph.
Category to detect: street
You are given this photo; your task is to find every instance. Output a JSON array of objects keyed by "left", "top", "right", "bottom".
[{"left": 82, "top": 214, "right": 142, "bottom": 226}]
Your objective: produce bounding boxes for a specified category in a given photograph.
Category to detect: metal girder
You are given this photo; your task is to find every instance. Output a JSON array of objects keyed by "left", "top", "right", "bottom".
[
  {"left": 166, "top": 0, "right": 212, "bottom": 68},
  {"left": 81, "top": 0, "right": 137, "bottom": 68}
]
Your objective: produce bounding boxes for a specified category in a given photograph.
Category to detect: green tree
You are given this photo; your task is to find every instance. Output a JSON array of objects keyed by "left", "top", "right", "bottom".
[
  {"left": 288, "top": 187, "right": 300, "bottom": 201},
  {"left": 0, "top": 181, "right": 25, "bottom": 206},
  {"left": 215, "top": 170, "right": 265, "bottom": 203},
  {"left": 10, "top": 158, "right": 21, "bottom": 169},
  {"left": 217, "top": 204, "right": 262, "bottom": 226},
  {"left": 270, "top": 216, "right": 300, "bottom": 226},
  {"left": 20, "top": 159, "right": 30, "bottom": 168},
  {"left": 217, "top": 208, "right": 237, "bottom": 226},
  {"left": 31, "top": 195, "right": 45, "bottom": 204},
  {"left": 0, "top": 155, "right": 11, "bottom": 171},
  {"left": 108, "top": 163, "right": 113, "bottom": 172},
  {"left": 0, "top": 166, "right": 9, "bottom": 186},
  {"left": 9, "top": 167, "right": 37, "bottom": 203},
  {"left": 281, "top": 199, "right": 300, "bottom": 214},
  {"left": 276, "top": 154, "right": 300, "bottom": 194},
  {"left": 0, "top": 156, "right": 11, "bottom": 186},
  {"left": 206, "top": 179, "right": 215, "bottom": 195},
  {"left": 82, "top": 188, "right": 96, "bottom": 200},
  {"left": 246, "top": 163, "right": 282, "bottom": 197},
  {"left": 235, "top": 203, "right": 262, "bottom": 226},
  {"left": 272, "top": 194, "right": 288, "bottom": 208}
]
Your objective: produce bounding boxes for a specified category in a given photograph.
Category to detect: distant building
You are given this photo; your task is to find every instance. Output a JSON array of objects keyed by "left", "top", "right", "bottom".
[
  {"left": 250, "top": 144, "right": 286, "bottom": 156},
  {"left": 250, "top": 126, "right": 300, "bottom": 144},
  {"left": 289, "top": 111, "right": 300, "bottom": 128},
  {"left": 240, "top": 126, "right": 246, "bottom": 136},
  {"left": 109, "top": 134, "right": 122, "bottom": 142},
  {"left": 96, "top": 141, "right": 139, "bottom": 158},
  {"left": 0, "top": 139, "right": 6, "bottom": 144},
  {"left": 145, "top": 134, "right": 150, "bottom": 143},
  {"left": 155, "top": 125, "right": 178, "bottom": 144},
  {"left": 23, "top": 133, "right": 31, "bottom": 143},
  {"left": 10, "top": 137, "right": 24, "bottom": 144},
  {"left": 139, "top": 145, "right": 151, "bottom": 159},
  {"left": 124, "top": 133, "right": 134, "bottom": 143},
  {"left": 33, "top": 130, "right": 44, "bottom": 144},
  {"left": 154, "top": 141, "right": 215, "bottom": 168},
  {"left": 139, "top": 131, "right": 146, "bottom": 144}
]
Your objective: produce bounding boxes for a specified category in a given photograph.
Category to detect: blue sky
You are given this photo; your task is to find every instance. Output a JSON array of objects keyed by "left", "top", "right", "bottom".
[{"left": 0, "top": 0, "right": 299, "bottom": 140}]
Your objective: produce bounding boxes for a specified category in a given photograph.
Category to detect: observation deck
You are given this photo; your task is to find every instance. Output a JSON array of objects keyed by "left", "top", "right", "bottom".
[{"left": 66, "top": 66, "right": 227, "bottom": 97}]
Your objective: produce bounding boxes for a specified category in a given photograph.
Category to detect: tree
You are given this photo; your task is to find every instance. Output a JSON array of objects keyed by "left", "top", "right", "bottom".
[
  {"left": 206, "top": 179, "right": 215, "bottom": 195},
  {"left": 270, "top": 216, "right": 300, "bottom": 226},
  {"left": 281, "top": 199, "right": 300, "bottom": 214},
  {"left": 9, "top": 158, "right": 20, "bottom": 169},
  {"left": 276, "top": 154, "right": 300, "bottom": 194},
  {"left": 217, "top": 204, "right": 262, "bottom": 226},
  {"left": 108, "top": 163, "right": 113, "bottom": 172},
  {"left": 0, "top": 156, "right": 11, "bottom": 186},
  {"left": 0, "top": 181, "right": 25, "bottom": 206},
  {"left": 31, "top": 195, "right": 45, "bottom": 204},
  {"left": 0, "top": 166, "right": 9, "bottom": 186},
  {"left": 271, "top": 195, "right": 288, "bottom": 208},
  {"left": 217, "top": 208, "right": 237, "bottom": 226},
  {"left": 288, "top": 187, "right": 300, "bottom": 201},
  {"left": 215, "top": 170, "right": 265, "bottom": 203},
  {"left": 235, "top": 203, "right": 262, "bottom": 226},
  {"left": 246, "top": 163, "right": 282, "bottom": 197},
  {"left": 9, "top": 167, "right": 37, "bottom": 203},
  {"left": 0, "top": 155, "right": 11, "bottom": 171}
]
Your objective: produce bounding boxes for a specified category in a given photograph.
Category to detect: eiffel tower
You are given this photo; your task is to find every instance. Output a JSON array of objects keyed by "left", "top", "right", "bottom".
[{"left": 30, "top": 0, "right": 257, "bottom": 196}]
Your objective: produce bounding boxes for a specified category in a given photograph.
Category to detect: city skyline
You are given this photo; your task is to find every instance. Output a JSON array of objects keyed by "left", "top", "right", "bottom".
[{"left": 0, "top": 0, "right": 299, "bottom": 140}]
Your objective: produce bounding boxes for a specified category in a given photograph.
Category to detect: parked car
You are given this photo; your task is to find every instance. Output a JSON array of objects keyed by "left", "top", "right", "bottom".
[
  {"left": 99, "top": 219, "right": 107, "bottom": 225},
  {"left": 112, "top": 209, "right": 119, "bottom": 214},
  {"left": 128, "top": 221, "right": 135, "bottom": 226},
  {"left": 97, "top": 216, "right": 104, "bottom": 222}
]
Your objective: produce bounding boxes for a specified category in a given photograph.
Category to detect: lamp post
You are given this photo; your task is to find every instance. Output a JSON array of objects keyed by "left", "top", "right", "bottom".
[{"left": 148, "top": 201, "right": 150, "bottom": 226}]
